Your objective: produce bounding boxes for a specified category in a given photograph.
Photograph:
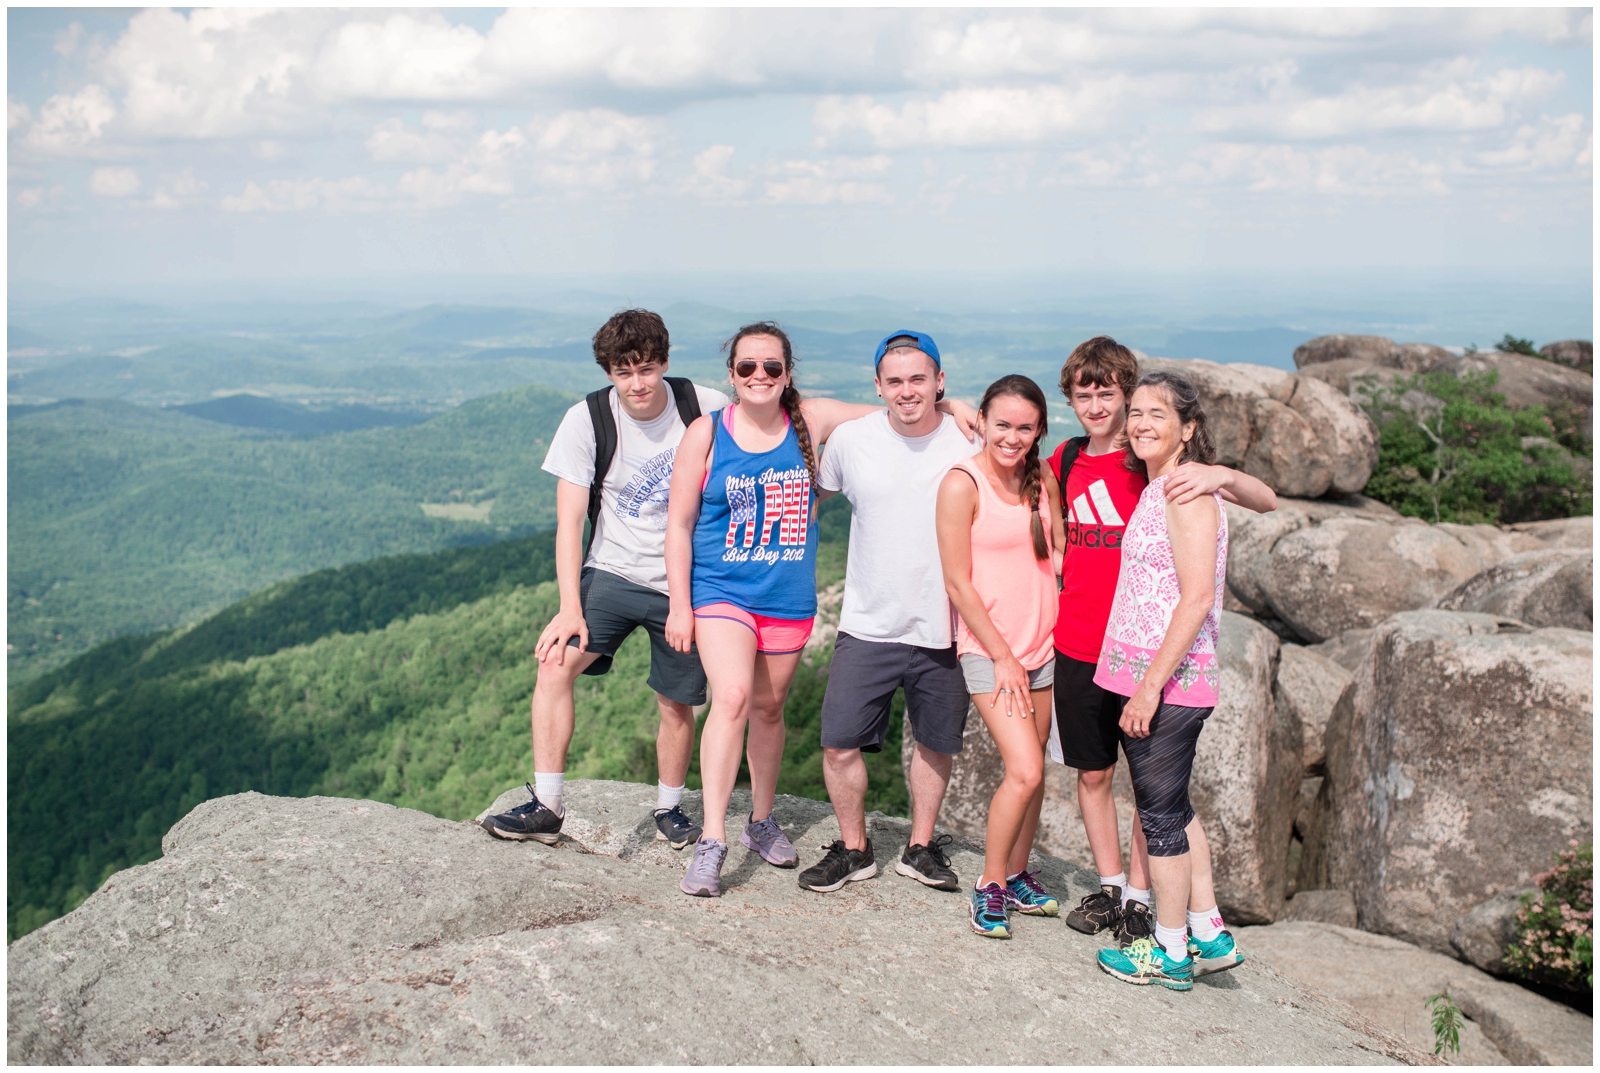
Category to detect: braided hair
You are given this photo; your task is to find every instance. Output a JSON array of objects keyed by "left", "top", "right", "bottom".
[
  {"left": 721, "top": 321, "right": 817, "bottom": 486},
  {"left": 977, "top": 374, "right": 1050, "bottom": 561}
]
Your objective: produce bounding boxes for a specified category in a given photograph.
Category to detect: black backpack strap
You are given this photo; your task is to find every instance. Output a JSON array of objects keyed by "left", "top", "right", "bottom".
[
  {"left": 584, "top": 387, "right": 618, "bottom": 557},
  {"left": 665, "top": 376, "right": 702, "bottom": 426},
  {"left": 1054, "top": 436, "right": 1090, "bottom": 513}
]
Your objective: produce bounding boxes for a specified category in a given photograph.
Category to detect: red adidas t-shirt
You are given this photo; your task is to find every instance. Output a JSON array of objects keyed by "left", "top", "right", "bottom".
[{"left": 1050, "top": 441, "right": 1149, "bottom": 662}]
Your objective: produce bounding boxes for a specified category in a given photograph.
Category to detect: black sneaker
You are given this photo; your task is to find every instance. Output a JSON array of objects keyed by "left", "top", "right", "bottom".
[
  {"left": 1115, "top": 899, "right": 1155, "bottom": 949},
  {"left": 481, "top": 783, "right": 564, "bottom": 844},
  {"left": 1065, "top": 883, "right": 1123, "bottom": 934},
  {"left": 798, "top": 839, "right": 877, "bottom": 893},
  {"left": 895, "top": 833, "right": 958, "bottom": 891},
  {"left": 653, "top": 805, "right": 703, "bottom": 850}
]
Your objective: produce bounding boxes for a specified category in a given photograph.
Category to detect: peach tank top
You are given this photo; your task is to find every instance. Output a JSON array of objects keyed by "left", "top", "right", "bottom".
[{"left": 952, "top": 460, "right": 1059, "bottom": 671}]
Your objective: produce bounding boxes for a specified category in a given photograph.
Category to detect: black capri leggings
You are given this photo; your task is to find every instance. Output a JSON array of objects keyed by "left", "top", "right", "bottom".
[{"left": 1121, "top": 702, "right": 1213, "bottom": 857}]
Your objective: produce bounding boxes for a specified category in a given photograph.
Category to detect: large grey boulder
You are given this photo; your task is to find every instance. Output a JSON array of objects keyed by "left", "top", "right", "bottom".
[
  {"left": 1309, "top": 627, "right": 1376, "bottom": 673},
  {"left": 1292, "top": 334, "right": 1452, "bottom": 374},
  {"left": 1433, "top": 548, "right": 1592, "bottom": 631},
  {"left": 1507, "top": 516, "right": 1593, "bottom": 549},
  {"left": 1274, "top": 644, "right": 1353, "bottom": 773},
  {"left": 1433, "top": 350, "right": 1594, "bottom": 418},
  {"left": 1538, "top": 338, "right": 1593, "bottom": 375},
  {"left": 1241, "top": 920, "right": 1593, "bottom": 1066},
  {"left": 1138, "top": 357, "right": 1379, "bottom": 498},
  {"left": 1226, "top": 499, "right": 1545, "bottom": 642},
  {"left": 7, "top": 783, "right": 1430, "bottom": 1065},
  {"left": 1304, "top": 611, "right": 1593, "bottom": 954},
  {"left": 1450, "top": 887, "right": 1535, "bottom": 976}
]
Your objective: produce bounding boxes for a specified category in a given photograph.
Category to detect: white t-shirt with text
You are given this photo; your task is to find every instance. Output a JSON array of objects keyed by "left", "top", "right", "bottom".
[
  {"left": 817, "top": 410, "right": 980, "bottom": 649},
  {"left": 541, "top": 384, "right": 729, "bottom": 594}
]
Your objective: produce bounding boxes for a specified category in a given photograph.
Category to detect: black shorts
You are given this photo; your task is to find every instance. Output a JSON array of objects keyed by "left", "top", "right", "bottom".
[
  {"left": 1123, "top": 702, "right": 1212, "bottom": 857},
  {"left": 565, "top": 567, "right": 708, "bottom": 707},
  {"left": 819, "top": 633, "right": 969, "bottom": 755},
  {"left": 1052, "top": 650, "right": 1126, "bottom": 771}
]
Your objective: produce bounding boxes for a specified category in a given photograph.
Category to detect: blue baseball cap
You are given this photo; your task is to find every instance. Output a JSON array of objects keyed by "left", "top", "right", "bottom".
[{"left": 874, "top": 330, "right": 941, "bottom": 370}]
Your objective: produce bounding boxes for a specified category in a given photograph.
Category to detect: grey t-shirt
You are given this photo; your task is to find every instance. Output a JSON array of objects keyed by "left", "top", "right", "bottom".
[
  {"left": 817, "top": 410, "right": 979, "bottom": 648},
  {"left": 541, "top": 384, "right": 729, "bottom": 594}
]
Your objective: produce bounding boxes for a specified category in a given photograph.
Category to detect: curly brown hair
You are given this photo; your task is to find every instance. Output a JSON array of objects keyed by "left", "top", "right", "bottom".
[
  {"left": 592, "top": 309, "right": 670, "bottom": 372},
  {"left": 1059, "top": 335, "right": 1140, "bottom": 400}
]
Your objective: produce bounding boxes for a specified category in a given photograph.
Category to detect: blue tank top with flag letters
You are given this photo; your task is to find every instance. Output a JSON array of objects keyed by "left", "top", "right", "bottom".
[{"left": 691, "top": 407, "right": 819, "bottom": 619}]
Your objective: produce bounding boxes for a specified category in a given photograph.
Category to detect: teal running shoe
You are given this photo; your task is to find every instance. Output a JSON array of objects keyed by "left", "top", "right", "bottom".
[
  {"left": 969, "top": 883, "right": 1012, "bottom": 939},
  {"left": 1187, "top": 930, "right": 1244, "bottom": 977},
  {"left": 1005, "top": 870, "right": 1060, "bottom": 916},
  {"left": 1097, "top": 938, "right": 1194, "bottom": 991}
]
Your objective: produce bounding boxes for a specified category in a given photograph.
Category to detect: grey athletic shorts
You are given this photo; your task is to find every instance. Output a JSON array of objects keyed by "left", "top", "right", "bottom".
[
  {"left": 959, "top": 653, "right": 1055, "bottom": 695},
  {"left": 820, "top": 633, "right": 970, "bottom": 755},
  {"left": 565, "top": 567, "right": 708, "bottom": 706}
]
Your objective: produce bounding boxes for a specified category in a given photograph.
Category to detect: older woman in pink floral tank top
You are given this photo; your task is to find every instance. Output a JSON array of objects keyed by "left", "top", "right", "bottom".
[{"left": 1090, "top": 371, "right": 1244, "bottom": 992}]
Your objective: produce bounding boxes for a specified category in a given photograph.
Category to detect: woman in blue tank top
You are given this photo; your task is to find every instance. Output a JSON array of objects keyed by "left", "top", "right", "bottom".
[{"left": 664, "top": 322, "right": 885, "bottom": 898}]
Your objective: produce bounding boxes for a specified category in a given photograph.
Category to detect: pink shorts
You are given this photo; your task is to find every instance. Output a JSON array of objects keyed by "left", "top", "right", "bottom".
[{"left": 694, "top": 603, "right": 815, "bottom": 654}]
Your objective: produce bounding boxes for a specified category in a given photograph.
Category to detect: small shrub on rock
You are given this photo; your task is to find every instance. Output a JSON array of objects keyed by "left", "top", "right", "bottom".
[{"left": 1505, "top": 841, "right": 1593, "bottom": 992}]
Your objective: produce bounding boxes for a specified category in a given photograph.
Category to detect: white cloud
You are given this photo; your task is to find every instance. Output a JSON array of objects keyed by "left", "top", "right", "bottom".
[
  {"left": 8, "top": 97, "right": 32, "bottom": 131},
  {"left": 15, "top": 185, "right": 66, "bottom": 209},
  {"left": 90, "top": 166, "right": 141, "bottom": 197},
  {"left": 1177, "top": 142, "right": 1449, "bottom": 197},
  {"left": 143, "top": 168, "right": 209, "bottom": 209},
  {"left": 221, "top": 176, "right": 386, "bottom": 213},
  {"left": 366, "top": 116, "right": 463, "bottom": 164},
  {"left": 398, "top": 127, "right": 526, "bottom": 208},
  {"left": 764, "top": 155, "right": 894, "bottom": 205},
  {"left": 1477, "top": 114, "right": 1593, "bottom": 171},
  {"left": 253, "top": 140, "right": 287, "bottom": 161},
  {"left": 681, "top": 145, "right": 749, "bottom": 201},
  {"left": 21, "top": 85, "right": 115, "bottom": 155},
  {"left": 313, "top": 13, "right": 495, "bottom": 101},
  {"left": 54, "top": 22, "right": 86, "bottom": 58},
  {"left": 815, "top": 79, "right": 1137, "bottom": 149},
  {"left": 526, "top": 109, "right": 659, "bottom": 191}
]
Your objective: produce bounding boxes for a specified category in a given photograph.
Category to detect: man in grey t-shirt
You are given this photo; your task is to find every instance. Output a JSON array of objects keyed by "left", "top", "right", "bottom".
[{"left": 798, "top": 331, "right": 979, "bottom": 895}]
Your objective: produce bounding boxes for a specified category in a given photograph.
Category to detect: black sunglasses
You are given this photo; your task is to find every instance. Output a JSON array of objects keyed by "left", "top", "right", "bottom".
[{"left": 733, "top": 359, "right": 786, "bottom": 379}]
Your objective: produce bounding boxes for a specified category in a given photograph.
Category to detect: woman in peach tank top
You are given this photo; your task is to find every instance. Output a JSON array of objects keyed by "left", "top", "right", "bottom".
[{"left": 936, "top": 375, "right": 1067, "bottom": 939}]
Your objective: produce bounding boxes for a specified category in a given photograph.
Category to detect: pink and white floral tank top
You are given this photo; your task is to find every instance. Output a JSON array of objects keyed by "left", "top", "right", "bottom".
[{"left": 1092, "top": 473, "right": 1228, "bottom": 706}]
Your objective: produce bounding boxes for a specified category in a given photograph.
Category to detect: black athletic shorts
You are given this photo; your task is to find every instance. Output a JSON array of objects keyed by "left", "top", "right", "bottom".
[
  {"left": 564, "top": 567, "right": 708, "bottom": 707},
  {"left": 1052, "top": 650, "right": 1126, "bottom": 771},
  {"left": 819, "top": 632, "right": 969, "bottom": 755}
]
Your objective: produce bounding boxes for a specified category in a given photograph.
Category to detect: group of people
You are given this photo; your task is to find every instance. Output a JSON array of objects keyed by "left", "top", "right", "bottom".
[{"left": 482, "top": 309, "right": 1278, "bottom": 991}]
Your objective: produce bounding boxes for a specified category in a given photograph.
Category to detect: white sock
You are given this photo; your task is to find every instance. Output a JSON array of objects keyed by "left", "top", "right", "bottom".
[
  {"left": 1154, "top": 922, "right": 1189, "bottom": 963},
  {"left": 656, "top": 782, "right": 686, "bottom": 811},
  {"left": 1188, "top": 906, "right": 1225, "bottom": 943},
  {"left": 1123, "top": 885, "right": 1151, "bottom": 909},
  {"left": 533, "top": 771, "right": 565, "bottom": 817}
]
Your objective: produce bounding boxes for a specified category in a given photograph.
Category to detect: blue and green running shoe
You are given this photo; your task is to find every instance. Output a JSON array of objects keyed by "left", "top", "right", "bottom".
[
  {"left": 1187, "top": 930, "right": 1244, "bottom": 977},
  {"left": 970, "top": 882, "right": 1012, "bottom": 939},
  {"left": 1005, "top": 870, "right": 1060, "bottom": 916},
  {"left": 1097, "top": 938, "right": 1194, "bottom": 990}
]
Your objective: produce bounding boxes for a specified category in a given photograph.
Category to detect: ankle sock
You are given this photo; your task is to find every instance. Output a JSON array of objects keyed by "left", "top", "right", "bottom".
[
  {"left": 533, "top": 771, "right": 565, "bottom": 817},
  {"left": 1154, "top": 922, "right": 1189, "bottom": 963},
  {"left": 656, "top": 782, "right": 686, "bottom": 811},
  {"left": 1188, "top": 906, "right": 1225, "bottom": 943},
  {"left": 1123, "top": 884, "right": 1151, "bottom": 909},
  {"left": 1099, "top": 872, "right": 1127, "bottom": 894}
]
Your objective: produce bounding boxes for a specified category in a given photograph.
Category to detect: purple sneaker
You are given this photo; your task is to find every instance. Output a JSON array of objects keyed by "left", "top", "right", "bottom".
[
  {"left": 680, "top": 837, "right": 728, "bottom": 897},
  {"left": 739, "top": 813, "right": 798, "bottom": 868}
]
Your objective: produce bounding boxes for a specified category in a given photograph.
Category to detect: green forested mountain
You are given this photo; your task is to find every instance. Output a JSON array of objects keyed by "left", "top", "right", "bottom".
[
  {"left": 8, "top": 383, "right": 574, "bottom": 677},
  {"left": 8, "top": 501, "right": 894, "bottom": 943}
]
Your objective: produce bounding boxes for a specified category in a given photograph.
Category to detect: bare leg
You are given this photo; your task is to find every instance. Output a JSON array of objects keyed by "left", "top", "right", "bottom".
[
  {"left": 744, "top": 650, "right": 802, "bottom": 822},
  {"left": 694, "top": 618, "right": 759, "bottom": 842},
  {"left": 824, "top": 747, "right": 870, "bottom": 851},
  {"left": 531, "top": 648, "right": 601, "bottom": 774},
  {"left": 1129, "top": 812, "right": 1152, "bottom": 891},
  {"left": 654, "top": 694, "right": 696, "bottom": 788},
  {"left": 974, "top": 691, "right": 1046, "bottom": 888},
  {"left": 1076, "top": 766, "right": 1124, "bottom": 879},
  {"left": 1147, "top": 851, "right": 1192, "bottom": 933},
  {"left": 1184, "top": 816, "right": 1217, "bottom": 913},
  {"left": 907, "top": 743, "right": 954, "bottom": 847},
  {"left": 1005, "top": 687, "right": 1055, "bottom": 877}
]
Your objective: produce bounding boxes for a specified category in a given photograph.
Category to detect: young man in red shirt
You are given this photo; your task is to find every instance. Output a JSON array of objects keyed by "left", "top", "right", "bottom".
[{"left": 1052, "top": 336, "right": 1276, "bottom": 956}]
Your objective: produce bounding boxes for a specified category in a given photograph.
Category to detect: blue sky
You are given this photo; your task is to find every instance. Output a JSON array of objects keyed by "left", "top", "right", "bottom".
[{"left": 7, "top": 8, "right": 1594, "bottom": 285}]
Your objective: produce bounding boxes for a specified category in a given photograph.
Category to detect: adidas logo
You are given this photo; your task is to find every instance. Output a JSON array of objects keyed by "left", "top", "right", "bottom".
[{"left": 1066, "top": 479, "right": 1125, "bottom": 549}]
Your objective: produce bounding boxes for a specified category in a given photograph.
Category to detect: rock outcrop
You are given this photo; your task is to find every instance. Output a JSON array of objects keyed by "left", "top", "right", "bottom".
[
  {"left": 1507, "top": 516, "right": 1593, "bottom": 549},
  {"left": 7, "top": 783, "right": 1432, "bottom": 1065},
  {"left": 1433, "top": 350, "right": 1595, "bottom": 417},
  {"left": 1273, "top": 643, "right": 1352, "bottom": 773},
  {"left": 1241, "top": 920, "right": 1593, "bottom": 1066},
  {"left": 1433, "top": 547, "right": 1593, "bottom": 631},
  {"left": 1450, "top": 887, "right": 1535, "bottom": 977},
  {"left": 1304, "top": 611, "right": 1593, "bottom": 954},
  {"left": 1138, "top": 356, "right": 1380, "bottom": 498},
  {"left": 1225, "top": 498, "right": 1544, "bottom": 642},
  {"left": 1538, "top": 339, "right": 1593, "bottom": 375}
]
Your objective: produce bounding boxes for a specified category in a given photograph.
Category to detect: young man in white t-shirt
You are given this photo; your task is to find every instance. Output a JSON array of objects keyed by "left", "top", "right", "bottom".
[
  {"left": 798, "top": 331, "right": 981, "bottom": 894},
  {"left": 482, "top": 309, "right": 728, "bottom": 849}
]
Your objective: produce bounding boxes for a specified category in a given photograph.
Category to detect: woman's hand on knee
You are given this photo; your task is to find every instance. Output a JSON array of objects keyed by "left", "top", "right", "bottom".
[{"left": 1120, "top": 689, "right": 1158, "bottom": 738}]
